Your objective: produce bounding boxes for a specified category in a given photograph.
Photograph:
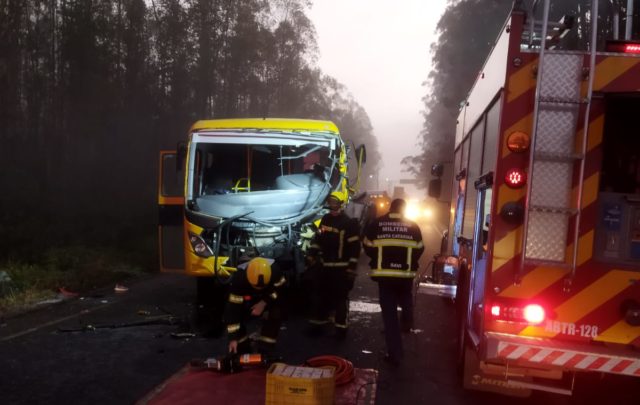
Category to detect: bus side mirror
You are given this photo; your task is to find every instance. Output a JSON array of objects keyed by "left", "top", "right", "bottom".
[
  {"left": 356, "top": 144, "right": 367, "bottom": 164},
  {"left": 431, "top": 163, "right": 444, "bottom": 178},
  {"left": 428, "top": 178, "right": 442, "bottom": 199}
]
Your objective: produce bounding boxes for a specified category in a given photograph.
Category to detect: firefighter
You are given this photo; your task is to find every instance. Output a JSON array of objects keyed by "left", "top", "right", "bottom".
[
  {"left": 306, "top": 191, "right": 361, "bottom": 339},
  {"left": 224, "top": 257, "right": 287, "bottom": 354},
  {"left": 364, "top": 198, "right": 424, "bottom": 365}
]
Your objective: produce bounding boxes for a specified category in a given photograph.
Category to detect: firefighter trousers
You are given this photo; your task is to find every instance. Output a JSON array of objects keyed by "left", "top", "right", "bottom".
[
  {"left": 377, "top": 278, "right": 414, "bottom": 361},
  {"left": 231, "top": 299, "right": 283, "bottom": 352},
  {"left": 308, "top": 266, "right": 353, "bottom": 330}
]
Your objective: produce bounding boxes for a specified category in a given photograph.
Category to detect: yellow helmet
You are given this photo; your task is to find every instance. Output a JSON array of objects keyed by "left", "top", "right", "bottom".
[
  {"left": 246, "top": 257, "right": 272, "bottom": 289},
  {"left": 328, "top": 191, "right": 345, "bottom": 204}
]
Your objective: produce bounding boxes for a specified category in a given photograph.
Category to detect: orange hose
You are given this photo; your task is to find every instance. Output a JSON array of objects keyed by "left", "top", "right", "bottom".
[{"left": 304, "top": 355, "right": 355, "bottom": 386}]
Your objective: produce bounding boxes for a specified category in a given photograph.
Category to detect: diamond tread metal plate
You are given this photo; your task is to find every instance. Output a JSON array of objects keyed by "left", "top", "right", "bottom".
[
  {"left": 530, "top": 161, "right": 573, "bottom": 208},
  {"left": 535, "top": 108, "right": 579, "bottom": 155},
  {"left": 526, "top": 211, "right": 569, "bottom": 261},
  {"left": 539, "top": 53, "right": 583, "bottom": 102}
]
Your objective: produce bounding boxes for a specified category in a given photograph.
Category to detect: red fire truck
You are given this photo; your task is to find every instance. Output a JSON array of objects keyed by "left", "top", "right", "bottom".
[{"left": 429, "top": 0, "right": 640, "bottom": 397}]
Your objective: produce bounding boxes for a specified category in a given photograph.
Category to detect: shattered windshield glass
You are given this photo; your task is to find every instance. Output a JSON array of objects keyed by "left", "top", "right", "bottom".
[{"left": 187, "top": 139, "right": 338, "bottom": 223}]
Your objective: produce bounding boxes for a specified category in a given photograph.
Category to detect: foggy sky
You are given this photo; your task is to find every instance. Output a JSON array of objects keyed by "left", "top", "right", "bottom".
[{"left": 308, "top": 0, "right": 447, "bottom": 197}]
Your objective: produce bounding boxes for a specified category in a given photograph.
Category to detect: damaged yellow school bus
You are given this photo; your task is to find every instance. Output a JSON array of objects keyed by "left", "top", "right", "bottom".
[{"left": 158, "top": 118, "right": 365, "bottom": 306}]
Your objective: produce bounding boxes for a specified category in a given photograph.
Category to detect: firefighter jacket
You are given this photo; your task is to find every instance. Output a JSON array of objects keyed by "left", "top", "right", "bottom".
[
  {"left": 308, "top": 212, "right": 360, "bottom": 273},
  {"left": 224, "top": 266, "right": 286, "bottom": 341},
  {"left": 363, "top": 212, "right": 424, "bottom": 279}
]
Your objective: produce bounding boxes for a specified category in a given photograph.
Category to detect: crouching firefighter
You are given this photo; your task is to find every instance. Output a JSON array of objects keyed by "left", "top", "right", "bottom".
[
  {"left": 307, "top": 191, "right": 361, "bottom": 339},
  {"left": 224, "top": 257, "right": 287, "bottom": 354},
  {"left": 364, "top": 198, "right": 424, "bottom": 365}
]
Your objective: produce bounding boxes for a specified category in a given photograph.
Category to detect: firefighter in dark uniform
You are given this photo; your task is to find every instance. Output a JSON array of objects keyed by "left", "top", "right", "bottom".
[
  {"left": 307, "top": 191, "right": 361, "bottom": 339},
  {"left": 224, "top": 257, "right": 287, "bottom": 354},
  {"left": 364, "top": 198, "right": 424, "bottom": 364}
]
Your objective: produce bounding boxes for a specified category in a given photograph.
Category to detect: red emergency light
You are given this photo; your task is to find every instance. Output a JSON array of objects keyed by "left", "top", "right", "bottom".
[
  {"left": 523, "top": 304, "right": 546, "bottom": 324},
  {"left": 489, "top": 302, "right": 546, "bottom": 325},
  {"left": 606, "top": 40, "right": 640, "bottom": 54},
  {"left": 505, "top": 168, "right": 527, "bottom": 188}
]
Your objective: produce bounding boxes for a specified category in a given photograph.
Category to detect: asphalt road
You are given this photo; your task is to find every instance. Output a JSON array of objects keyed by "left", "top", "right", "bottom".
[{"left": 1, "top": 218, "right": 638, "bottom": 404}]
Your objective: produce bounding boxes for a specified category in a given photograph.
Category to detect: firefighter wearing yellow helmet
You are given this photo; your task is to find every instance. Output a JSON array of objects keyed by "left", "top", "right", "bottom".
[
  {"left": 306, "top": 190, "right": 361, "bottom": 339},
  {"left": 224, "top": 257, "right": 287, "bottom": 354}
]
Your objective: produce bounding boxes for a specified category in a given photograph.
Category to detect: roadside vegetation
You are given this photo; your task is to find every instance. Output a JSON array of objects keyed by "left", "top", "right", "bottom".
[
  {"left": 0, "top": 244, "right": 153, "bottom": 316},
  {"left": 0, "top": 1, "right": 382, "bottom": 318}
]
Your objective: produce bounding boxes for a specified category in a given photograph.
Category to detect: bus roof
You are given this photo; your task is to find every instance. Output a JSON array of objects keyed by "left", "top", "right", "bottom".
[{"left": 190, "top": 118, "right": 340, "bottom": 136}]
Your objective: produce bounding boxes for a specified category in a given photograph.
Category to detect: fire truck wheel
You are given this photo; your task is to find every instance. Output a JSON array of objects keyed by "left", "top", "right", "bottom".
[
  {"left": 455, "top": 261, "right": 471, "bottom": 375},
  {"left": 456, "top": 315, "right": 468, "bottom": 376}
]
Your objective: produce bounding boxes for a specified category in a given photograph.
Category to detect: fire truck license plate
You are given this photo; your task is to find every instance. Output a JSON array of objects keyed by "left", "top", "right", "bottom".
[{"left": 544, "top": 321, "right": 599, "bottom": 338}]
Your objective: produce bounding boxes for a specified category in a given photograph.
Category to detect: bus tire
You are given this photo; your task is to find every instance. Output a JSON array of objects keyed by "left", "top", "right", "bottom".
[{"left": 193, "top": 276, "right": 226, "bottom": 337}]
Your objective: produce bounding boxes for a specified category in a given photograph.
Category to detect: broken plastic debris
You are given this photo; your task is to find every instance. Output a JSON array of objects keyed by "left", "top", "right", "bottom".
[
  {"left": 100, "top": 300, "right": 108, "bottom": 304},
  {"left": 59, "top": 287, "right": 79, "bottom": 298},
  {"left": 171, "top": 332, "right": 196, "bottom": 339},
  {"left": 361, "top": 350, "right": 373, "bottom": 354},
  {"left": 36, "top": 297, "right": 64, "bottom": 305},
  {"left": 114, "top": 284, "right": 129, "bottom": 293},
  {"left": 137, "top": 310, "right": 151, "bottom": 316}
]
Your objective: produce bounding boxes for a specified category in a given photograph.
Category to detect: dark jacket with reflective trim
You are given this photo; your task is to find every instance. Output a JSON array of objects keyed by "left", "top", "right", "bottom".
[
  {"left": 363, "top": 212, "right": 424, "bottom": 279},
  {"left": 309, "top": 212, "right": 360, "bottom": 271},
  {"left": 224, "top": 265, "right": 286, "bottom": 341}
]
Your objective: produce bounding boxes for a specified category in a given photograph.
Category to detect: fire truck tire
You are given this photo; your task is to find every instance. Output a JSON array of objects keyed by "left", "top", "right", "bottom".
[
  {"left": 455, "top": 260, "right": 471, "bottom": 375},
  {"left": 456, "top": 314, "right": 468, "bottom": 376}
]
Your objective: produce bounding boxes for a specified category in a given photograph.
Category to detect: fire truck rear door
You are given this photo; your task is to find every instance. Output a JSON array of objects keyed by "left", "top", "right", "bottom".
[
  {"left": 158, "top": 151, "right": 185, "bottom": 272},
  {"left": 467, "top": 174, "right": 493, "bottom": 342}
]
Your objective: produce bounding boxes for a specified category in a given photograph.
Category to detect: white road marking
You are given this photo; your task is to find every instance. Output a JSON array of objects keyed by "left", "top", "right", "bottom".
[
  {"left": 0, "top": 301, "right": 114, "bottom": 342},
  {"left": 350, "top": 300, "right": 381, "bottom": 313}
]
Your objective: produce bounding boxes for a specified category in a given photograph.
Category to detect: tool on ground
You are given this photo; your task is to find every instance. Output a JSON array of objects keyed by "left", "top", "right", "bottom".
[
  {"left": 57, "top": 314, "right": 180, "bottom": 332},
  {"left": 190, "top": 353, "right": 281, "bottom": 374}
]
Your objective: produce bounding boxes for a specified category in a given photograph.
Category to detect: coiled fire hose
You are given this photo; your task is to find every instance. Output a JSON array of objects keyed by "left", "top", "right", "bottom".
[{"left": 304, "top": 355, "right": 355, "bottom": 385}]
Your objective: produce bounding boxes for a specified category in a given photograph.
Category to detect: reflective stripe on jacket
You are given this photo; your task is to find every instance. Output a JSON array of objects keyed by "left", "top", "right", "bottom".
[
  {"left": 223, "top": 266, "right": 286, "bottom": 341},
  {"left": 363, "top": 212, "right": 424, "bottom": 279},
  {"left": 309, "top": 212, "right": 360, "bottom": 270}
]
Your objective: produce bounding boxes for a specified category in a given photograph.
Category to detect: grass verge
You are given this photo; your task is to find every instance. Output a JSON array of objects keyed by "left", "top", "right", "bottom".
[{"left": 0, "top": 245, "right": 153, "bottom": 316}]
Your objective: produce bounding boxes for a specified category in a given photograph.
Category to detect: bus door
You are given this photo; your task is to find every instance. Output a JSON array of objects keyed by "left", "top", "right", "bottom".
[{"left": 158, "top": 150, "right": 185, "bottom": 272}]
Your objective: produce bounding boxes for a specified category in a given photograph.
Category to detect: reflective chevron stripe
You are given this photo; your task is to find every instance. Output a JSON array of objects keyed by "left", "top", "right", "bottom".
[
  {"left": 484, "top": 54, "right": 640, "bottom": 352},
  {"left": 494, "top": 341, "right": 640, "bottom": 377}
]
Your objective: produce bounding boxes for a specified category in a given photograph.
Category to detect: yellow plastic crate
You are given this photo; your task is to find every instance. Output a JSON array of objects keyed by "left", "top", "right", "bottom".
[{"left": 265, "top": 363, "right": 335, "bottom": 405}]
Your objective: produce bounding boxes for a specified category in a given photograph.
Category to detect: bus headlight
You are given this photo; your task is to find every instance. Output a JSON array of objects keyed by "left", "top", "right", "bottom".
[{"left": 189, "top": 232, "right": 213, "bottom": 258}]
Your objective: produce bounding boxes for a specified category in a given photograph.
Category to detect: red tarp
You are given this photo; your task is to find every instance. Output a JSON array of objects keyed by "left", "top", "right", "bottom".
[{"left": 137, "top": 366, "right": 377, "bottom": 405}]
